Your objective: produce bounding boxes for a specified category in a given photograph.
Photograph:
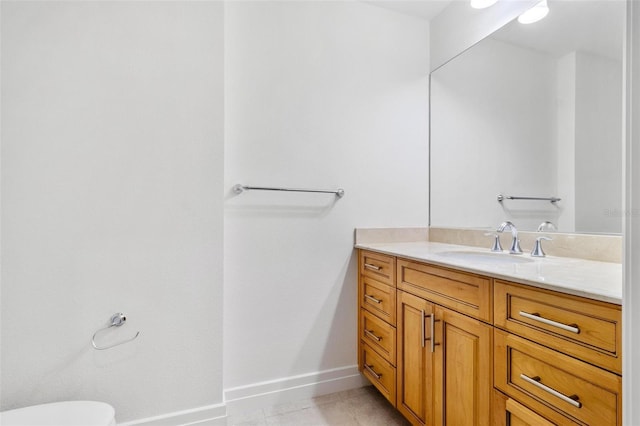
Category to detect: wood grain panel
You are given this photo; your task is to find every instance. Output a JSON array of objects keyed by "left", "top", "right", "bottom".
[
  {"left": 360, "top": 250, "right": 396, "bottom": 286},
  {"left": 360, "top": 308, "right": 396, "bottom": 365},
  {"left": 361, "top": 341, "right": 396, "bottom": 406},
  {"left": 397, "top": 259, "right": 492, "bottom": 323},
  {"left": 396, "top": 290, "right": 434, "bottom": 426},
  {"left": 495, "top": 329, "right": 622, "bottom": 426},
  {"left": 494, "top": 280, "right": 621, "bottom": 374},
  {"left": 434, "top": 306, "right": 492, "bottom": 426}
]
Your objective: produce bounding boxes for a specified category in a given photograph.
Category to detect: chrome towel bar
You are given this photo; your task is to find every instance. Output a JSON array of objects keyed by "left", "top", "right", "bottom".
[
  {"left": 233, "top": 184, "right": 345, "bottom": 198},
  {"left": 497, "top": 194, "right": 561, "bottom": 203}
]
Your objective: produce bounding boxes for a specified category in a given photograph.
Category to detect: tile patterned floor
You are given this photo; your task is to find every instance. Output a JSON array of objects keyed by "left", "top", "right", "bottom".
[{"left": 227, "top": 386, "right": 410, "bottom": 426}]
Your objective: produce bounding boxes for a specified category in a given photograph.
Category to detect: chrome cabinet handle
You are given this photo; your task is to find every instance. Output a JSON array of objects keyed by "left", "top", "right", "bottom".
[
  {"left": 430, "top": 313, "right": 436, "bottom": 353},
  {"left": 364, "top": 329, "right": 382, "bottom": 341},
  {"left": 520, "top": 374, "right": 582, "bottom": 408},
  {"left": 421, "top": 310, "right": 426, "bottom": 348},
  {"left": 422, "top": 313, "right": 440, "bottom": 352},
  {"left": 364, "top": 263, "right": 382, "bottom": 271},
  {"left": 519, "top": 311, "right": 580, "bottom": 334},
  {"left": 428, "top": 313, "right": 441, "bottom": 353},
  {"left": 364, "top": 294, "right": 382, "bottom": 304},
  {"left": 364, "top": 364, "right": 382, "bottom": 380}
]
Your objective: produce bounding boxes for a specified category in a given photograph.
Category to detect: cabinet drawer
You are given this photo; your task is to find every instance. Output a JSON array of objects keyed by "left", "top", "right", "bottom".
[
  {"left": 494, "top": 281, "right": 621, "bottom": 373},
  {"left": 397, "top": 259, "right": 492, "bottom": 322},
  {"left": 360, "top": 250, "right": 395, "bottom": 287},
  {"left": 493, "top": 390, "right": 563, "bottom": 426},
  {"left": 495, "top": 329, "right": 622, "bottom": 426},
  {"left": 506, "top": 398, "right": 556, "bottom": 426},
  {"left": 360, "top": 308, "right": 396, "bottom": 365},
  {"left": 361, "top": 342, "right": 396, "bottom": 406},
  {"left": 360, "top": 276, "right": 396, "bottom": 325}
]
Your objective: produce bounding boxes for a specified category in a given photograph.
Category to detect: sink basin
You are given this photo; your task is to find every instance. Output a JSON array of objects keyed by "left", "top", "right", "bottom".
[{"left": 435, "top": 250, "right": 534, "bottom": 265}]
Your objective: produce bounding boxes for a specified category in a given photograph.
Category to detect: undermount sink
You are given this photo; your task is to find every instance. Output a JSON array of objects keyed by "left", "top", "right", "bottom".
[{"left": 435, "top": 250, "right": 535, "bottom": 265}]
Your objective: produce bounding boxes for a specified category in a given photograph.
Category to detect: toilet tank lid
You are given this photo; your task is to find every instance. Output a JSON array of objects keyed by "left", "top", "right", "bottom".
[{"left": 0, "top": 401, "right": 115, "bottom": 426}]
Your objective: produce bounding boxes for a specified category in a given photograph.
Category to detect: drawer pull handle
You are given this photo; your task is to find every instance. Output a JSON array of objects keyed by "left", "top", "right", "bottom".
[
  {"left": 364, "top": 364, "right": 382, "bottom": 380},
  {"left": 519, "top": 311, "right": 580, "bottom": 334},
  {"left": 364, "top": 329, "right": 382, "bottom": 341},
  {"left": 520, "top": 374, "right": 582, "bottom": 408},
  {"left": 421, "top": 310, "right": 426, "bottom": 348},
  {"left": 364, "top": 263, "right": 382, "bottom": 271},
  {"left": 365, "top": 294, "right": 382, "bottom": 304}
]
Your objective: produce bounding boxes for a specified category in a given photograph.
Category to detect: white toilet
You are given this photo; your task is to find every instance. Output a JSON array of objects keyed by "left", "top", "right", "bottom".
[{"left": 0, "top": 401, "right": 115, "bottom": 426}]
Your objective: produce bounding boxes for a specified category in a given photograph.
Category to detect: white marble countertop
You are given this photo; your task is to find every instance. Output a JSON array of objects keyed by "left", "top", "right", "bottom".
[{"left": 355, "top": 241, "right": 622, "bottom": 305}]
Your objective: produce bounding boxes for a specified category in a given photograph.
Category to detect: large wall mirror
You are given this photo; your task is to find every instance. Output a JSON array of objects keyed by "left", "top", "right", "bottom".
[{"left": 430, "top": 0, "right": 625, "bottom": 234}]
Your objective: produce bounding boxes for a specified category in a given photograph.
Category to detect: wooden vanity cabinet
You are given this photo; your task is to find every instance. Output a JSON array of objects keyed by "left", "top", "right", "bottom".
[
  {"left": 396, "top": 260, "right": 493, "bottom": 426},
  {"left": 357, "top": 249, "right": 622, "bottom": 426}
]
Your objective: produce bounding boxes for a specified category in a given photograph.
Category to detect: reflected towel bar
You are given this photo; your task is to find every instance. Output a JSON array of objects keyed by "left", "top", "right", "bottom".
[
  {"left": 233, "top": 184, "right": 345, "bottom": 198},
  {"left": 497, "top": 194, "right": 561, "bottom": 204}
]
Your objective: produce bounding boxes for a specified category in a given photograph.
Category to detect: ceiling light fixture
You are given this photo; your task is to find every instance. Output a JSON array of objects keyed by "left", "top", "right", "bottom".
[
  {"left": 470, "top": 0, "right": 498, "bottom": 9},
  {"left": 518, "top": 0, "right": 549, "bottom": 24}
]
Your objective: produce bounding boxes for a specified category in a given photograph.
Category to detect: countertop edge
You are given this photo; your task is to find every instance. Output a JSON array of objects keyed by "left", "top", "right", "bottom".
[{"left": 355, "top": 242, "right": 622, "bottom": 305}]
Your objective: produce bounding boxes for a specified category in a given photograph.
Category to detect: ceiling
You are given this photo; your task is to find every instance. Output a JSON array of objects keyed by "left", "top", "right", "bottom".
[
  {"left": 492, "top": 0, "right": 625, "bottom": 61},
  {"left": 363, "top": 0, "right": 454, "bottom": 21}
]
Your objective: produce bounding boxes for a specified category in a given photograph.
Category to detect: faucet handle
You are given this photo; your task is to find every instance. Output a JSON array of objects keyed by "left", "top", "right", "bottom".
[
  {"left": 484, "top": 232, "right": 503, "bottom": 252},
  {"left": 531, "top": 236, "right": 552, "bottom": 257}
]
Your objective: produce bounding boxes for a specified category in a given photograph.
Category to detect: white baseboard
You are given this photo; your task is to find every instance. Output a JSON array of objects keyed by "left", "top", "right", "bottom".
[
  {"left": 224, "top": 365, "right": 368, "bottom": 416},
  {"left": 117, "top": 366, "right": 366, "bottom": 426},
  {"left": 117, "top": 402, "right": 226, "bottom": 426}
]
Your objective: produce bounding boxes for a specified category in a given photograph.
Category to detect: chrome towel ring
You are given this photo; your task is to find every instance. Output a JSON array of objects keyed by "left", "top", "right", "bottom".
[{"left": 92, "top": 313, "right": 140, "bottom": 350}]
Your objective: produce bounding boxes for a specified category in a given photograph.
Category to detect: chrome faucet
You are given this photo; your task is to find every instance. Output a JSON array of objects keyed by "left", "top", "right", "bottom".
[
  {"left": 537, "top": 221, "right": 557, "bottom": 232},
  {"left": 497, "top": 221, "right": 523, "bottom": 254},
  {"left": 531, "top": 236, "right": 552, "bottom": 257}
]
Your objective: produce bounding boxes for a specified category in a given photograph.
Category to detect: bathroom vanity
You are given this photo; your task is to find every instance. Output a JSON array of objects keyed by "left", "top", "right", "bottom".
[
  {"left": 383, "top": 0, "right": 627, "bottom": 423},
  {"left": 356, "top": 240, "right": 622, "bottom": 426}
]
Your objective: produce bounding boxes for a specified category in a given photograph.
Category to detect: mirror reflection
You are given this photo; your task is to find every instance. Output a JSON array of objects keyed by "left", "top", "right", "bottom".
[{"left": 430, "top": 0, "right": 625, "bottom": 234}]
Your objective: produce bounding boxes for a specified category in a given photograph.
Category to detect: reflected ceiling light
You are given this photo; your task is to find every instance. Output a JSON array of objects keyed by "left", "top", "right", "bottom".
[
  {"left": 470, "top": 0, "right": 498, "bottom": 9},
  {"left": 518, "top": 0, "right": 549, "bottom": 24}
]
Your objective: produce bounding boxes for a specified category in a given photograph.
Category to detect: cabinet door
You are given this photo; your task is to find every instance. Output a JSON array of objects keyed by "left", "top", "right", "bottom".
[
  {"left": 433, "top": 305, "right": 492, "bottom": 426},
  {"left": 396, "top": 290, "right": 435, "bottom": 426}
]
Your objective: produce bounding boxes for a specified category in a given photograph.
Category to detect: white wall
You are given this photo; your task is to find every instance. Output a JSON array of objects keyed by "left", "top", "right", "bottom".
[
  {"left": 556, "top": 52, "right": 577, "bottom": 232},
  {"left": 0, "top": 2, "right": 225, "bottom": 423},
  {"left": 224, "top": 0, "right": 429, "bottom": 401},
  {"left": 574, "top": 52, "right": 623, "bottom": 234},
  {"left": 430, "top": 38, "right": 558, "bottom": 231},
  {"left": 557, "top": 51, "right": 623, "bottom": 234}
]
